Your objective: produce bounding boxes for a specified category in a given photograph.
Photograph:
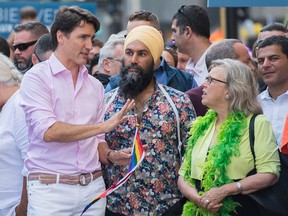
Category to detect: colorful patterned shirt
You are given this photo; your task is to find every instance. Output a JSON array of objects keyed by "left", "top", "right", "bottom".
[{"left": 104, "top": 84, "right": 196, "bottom": 215}]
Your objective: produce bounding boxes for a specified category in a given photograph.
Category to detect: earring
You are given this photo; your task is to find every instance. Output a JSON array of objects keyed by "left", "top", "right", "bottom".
[{"left": 225, "top": 94, "right": 230, "bottom": 100}]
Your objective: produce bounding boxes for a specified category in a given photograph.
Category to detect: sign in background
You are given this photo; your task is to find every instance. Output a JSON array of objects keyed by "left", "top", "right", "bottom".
[
  {"left": 208, "top": 0, "right": 288, "bottom": 7},
  {"left": 0, "top": 2, "right": 96, "bottom": 39}
]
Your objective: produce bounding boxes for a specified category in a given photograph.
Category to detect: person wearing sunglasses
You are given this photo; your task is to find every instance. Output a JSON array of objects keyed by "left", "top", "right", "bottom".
[
  {"left": 178, "top": 59, "right": 279, "bottom": 216},
  {"left": 171, "top": 5, "right": 211, "bottom": 86},
  {"left": 13, "top": 21, "right": 49, "bottom": 73}
]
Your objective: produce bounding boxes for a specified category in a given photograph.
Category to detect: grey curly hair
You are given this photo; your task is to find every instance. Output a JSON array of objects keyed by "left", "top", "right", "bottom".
[{"left": 0, "top": 53, "right": 22, "bottom": 86}]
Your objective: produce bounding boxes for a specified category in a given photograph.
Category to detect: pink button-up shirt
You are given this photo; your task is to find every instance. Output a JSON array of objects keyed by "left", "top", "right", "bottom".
[{"left": 20, "top": 54, "right": 105, "bottom": 174}]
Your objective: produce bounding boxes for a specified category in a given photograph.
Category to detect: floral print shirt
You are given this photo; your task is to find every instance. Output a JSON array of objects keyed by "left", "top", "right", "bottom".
[{"left": 104, "top": 84, "right": 196, "bottom": 215}]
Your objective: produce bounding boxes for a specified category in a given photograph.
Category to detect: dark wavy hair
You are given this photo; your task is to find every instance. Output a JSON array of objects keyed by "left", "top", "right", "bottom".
[{"left": 50, "top": 6, "right": 100, "bottom": 50}]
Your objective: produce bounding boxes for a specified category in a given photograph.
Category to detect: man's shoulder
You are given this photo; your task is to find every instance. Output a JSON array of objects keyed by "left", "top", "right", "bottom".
[
  {"left": 164, "top": 64, "right": 196, "bottom": 92},
  {"left": 106, "top": 74, "right": 120, "bottom": 93},
  {"left": 186, "top": 86, "right": 203, "bottom": 96},
  {"left": 109, "top": 73, "right": 120, "bottom": 82},
  {"left": 22, "top": 61, "right": 50, "bottom": 82},
  {"left": 159, "top": 84, "right": 189, "bottom": 100},
  {"left": 167, "top": 65, "right": 193, "bottom": 78},
  {"left": 104, "top": 87, "right": 119, "bottom": 101}
]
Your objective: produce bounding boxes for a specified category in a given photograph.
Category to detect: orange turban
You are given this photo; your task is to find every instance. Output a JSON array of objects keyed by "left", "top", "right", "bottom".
[{"left": 124, "top": 25, "right": 164, "bottom": 63}]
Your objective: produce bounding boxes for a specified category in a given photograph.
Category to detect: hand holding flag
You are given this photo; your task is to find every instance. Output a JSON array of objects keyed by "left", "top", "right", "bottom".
[{"left": 80, "top": 127, "right": 145, "bottom": 216}]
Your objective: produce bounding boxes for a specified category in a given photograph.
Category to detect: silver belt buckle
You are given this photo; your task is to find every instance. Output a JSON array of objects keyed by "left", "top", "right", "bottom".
[{"left": 79, "top": 174, "right": 88, "bottom": 186}]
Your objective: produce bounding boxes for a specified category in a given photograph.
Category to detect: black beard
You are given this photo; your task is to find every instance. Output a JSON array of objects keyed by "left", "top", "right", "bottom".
[{"left": 119, "top": 62, "right": 154, "bottom": 99}]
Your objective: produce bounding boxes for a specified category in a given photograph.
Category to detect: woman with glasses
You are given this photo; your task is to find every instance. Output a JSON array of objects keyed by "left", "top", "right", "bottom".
[
  {"left": 178, "top": 59, "right": 280, "bottom": 216},
  {"left": 0, "top": 53, "right": 28, "bottom": 215}
]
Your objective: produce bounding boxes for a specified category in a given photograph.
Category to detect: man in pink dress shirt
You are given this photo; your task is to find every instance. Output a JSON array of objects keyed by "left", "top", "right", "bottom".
[{"left": 20, "top": 6, "right": 134, "bottom": 216}]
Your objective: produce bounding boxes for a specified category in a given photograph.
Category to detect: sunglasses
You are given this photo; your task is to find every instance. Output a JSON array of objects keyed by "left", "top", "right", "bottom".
[
  {"left": 178, "top": 5, "right": 193, "bottom": 27},
  {"left": 13, "top": 40, "right": 37, "bottom": 51},
  {"left": 205, "top": 76, "right": 227, "bottom": 85}
]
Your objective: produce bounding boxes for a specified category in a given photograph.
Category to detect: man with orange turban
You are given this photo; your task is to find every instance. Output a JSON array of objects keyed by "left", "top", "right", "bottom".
[
  {"left": 105, "top": 10, "right": 197, "bottom": 94},
  {"left": 104, "top": 25, "right": 196, "bottom": 216}
]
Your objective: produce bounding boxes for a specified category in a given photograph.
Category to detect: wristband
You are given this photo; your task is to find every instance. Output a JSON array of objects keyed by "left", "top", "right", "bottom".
[
  {"left": 107, "top": 150, "right": 115, "bottom": 164},
  {"left": 235, "top": 181, "right": 242, "bottom": 194}
]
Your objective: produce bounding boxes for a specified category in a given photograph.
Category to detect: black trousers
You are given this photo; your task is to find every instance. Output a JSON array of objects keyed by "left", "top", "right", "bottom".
[{"left": 231, "top": 194, "right": 261, "bottom": 216}]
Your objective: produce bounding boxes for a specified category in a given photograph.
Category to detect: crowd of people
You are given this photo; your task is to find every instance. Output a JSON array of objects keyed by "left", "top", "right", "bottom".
[{"left": 0, "top": 3, "right": 288, "bottom": 216}]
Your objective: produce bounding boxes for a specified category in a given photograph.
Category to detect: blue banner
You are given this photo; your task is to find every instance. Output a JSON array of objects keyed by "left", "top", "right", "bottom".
[
  {"left": 0, "top": 2, "right": 96, "bottom": 39},
  {"left": 208, "top": 0, "right": 288, "bottom": 7}
]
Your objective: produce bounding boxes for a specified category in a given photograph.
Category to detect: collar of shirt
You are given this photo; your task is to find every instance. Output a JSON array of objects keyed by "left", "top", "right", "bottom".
[
  {"left": 185, "top": 51, "right": 208, "bottom": 86},
  {"left": 185, "top": 50, "right": 208, "bottom": 75},
  {"left": 48, "top": 53, "right": 88, "bottom": 77},
  {"left": 259, "top": 88, "right": 288, "bottom": 100}
]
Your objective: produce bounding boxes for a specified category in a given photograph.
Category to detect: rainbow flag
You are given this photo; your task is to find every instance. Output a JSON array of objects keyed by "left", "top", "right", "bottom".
[
  {"left": 281, "top": 114, "right": 288, "bottom": 154},
  {"left": 129, "top": 129, "right": 144, "bottom": 171},
  {"left": 80, "top": 127, "right": 145, "bottom": 216}
]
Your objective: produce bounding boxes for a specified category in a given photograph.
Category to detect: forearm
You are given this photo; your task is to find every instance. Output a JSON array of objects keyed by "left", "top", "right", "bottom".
[
  {"left": 220, "top": 173, "right": 278, "bottom": 196},
  {"left": 178, "top": 175, "right": 200, "bottom": 204},
  {"left": 43, "top": 121, "right": 105, "bottom": 142},
  {"left": 43, "top": 99, "right": 135, "bottom": 143},
  {"left": 98, "top": 142, "right": 111, "bottom": 165},
  {"left": 15, "top": 177, "right": 27, "bottom": 216}
]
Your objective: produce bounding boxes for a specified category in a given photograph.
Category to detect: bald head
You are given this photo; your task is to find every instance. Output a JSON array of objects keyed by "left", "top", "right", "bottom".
[{"left": 206, "top": 39, "right": 254, "bottom": 71}]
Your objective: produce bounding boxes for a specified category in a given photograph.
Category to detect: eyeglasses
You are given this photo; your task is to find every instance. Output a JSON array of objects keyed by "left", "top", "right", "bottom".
[
  {"left": 178, "top": 5, "right": 193, "bottom": 27},
  {"left": 107, "top": 57, "right": 122, "bottom": 63},
  {"left": 13, "top": 40, "right": 37, "bottom": 51},
  {"left": 205, "top": 76, "right": 227, "bottom": 85}
]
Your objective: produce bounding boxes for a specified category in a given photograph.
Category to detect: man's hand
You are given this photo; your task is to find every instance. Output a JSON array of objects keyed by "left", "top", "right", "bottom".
[
  {"left": 15, "top": 204, "right": 27, "bottom": 216},
  {"left": 15, "top": 177, "right": 27, "bottom": 216},
  {"left": 108, "top": 145, "right": 149, "bottom": 166},
  {"left": 108, "top": 149, "right": 131, "bottom": 165},
  {"left": 103, "top": 99, "right": 135, "bottom": 133}
]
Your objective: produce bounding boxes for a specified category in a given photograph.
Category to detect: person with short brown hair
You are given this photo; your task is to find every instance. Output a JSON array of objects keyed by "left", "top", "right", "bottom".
[{"left": 20, "top": 6, "right": 134, "bottom": 215}]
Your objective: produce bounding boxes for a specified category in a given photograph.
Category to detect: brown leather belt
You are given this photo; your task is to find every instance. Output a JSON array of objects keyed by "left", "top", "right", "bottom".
[{"left": 28, "top": 170, "right": 102, "bottom": 186}]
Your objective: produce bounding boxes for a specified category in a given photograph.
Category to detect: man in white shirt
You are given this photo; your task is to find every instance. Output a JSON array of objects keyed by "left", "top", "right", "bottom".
[
  {"left": 257, "top": 36, "right": 288, "bottom": 147},
  {"left": 171, "top": 5, "right": 211, "bottom": 86}
]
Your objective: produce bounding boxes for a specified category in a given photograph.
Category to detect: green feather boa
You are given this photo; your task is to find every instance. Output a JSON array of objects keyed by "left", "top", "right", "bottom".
[{"left": 182, "top": 110, "right": 247, "bottom": 216}]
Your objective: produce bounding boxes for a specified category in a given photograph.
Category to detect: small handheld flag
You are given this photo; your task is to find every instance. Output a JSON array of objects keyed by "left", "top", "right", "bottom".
[
  {"left": 80, "top": 127, "right": 145, "bottom": 216},
  {"left": 281, "top": 114, "right": 288, "bottom": 154}
]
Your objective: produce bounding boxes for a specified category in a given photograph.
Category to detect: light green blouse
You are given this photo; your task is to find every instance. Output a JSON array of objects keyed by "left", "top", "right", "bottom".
[{"left": 179, "top": 114, "right": 280, "bottom": 181}]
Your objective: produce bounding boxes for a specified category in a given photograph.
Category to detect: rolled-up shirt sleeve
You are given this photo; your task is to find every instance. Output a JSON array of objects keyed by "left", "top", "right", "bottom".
[{"left": 20, "top": 63, "right": 56, "bottom": 140}]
